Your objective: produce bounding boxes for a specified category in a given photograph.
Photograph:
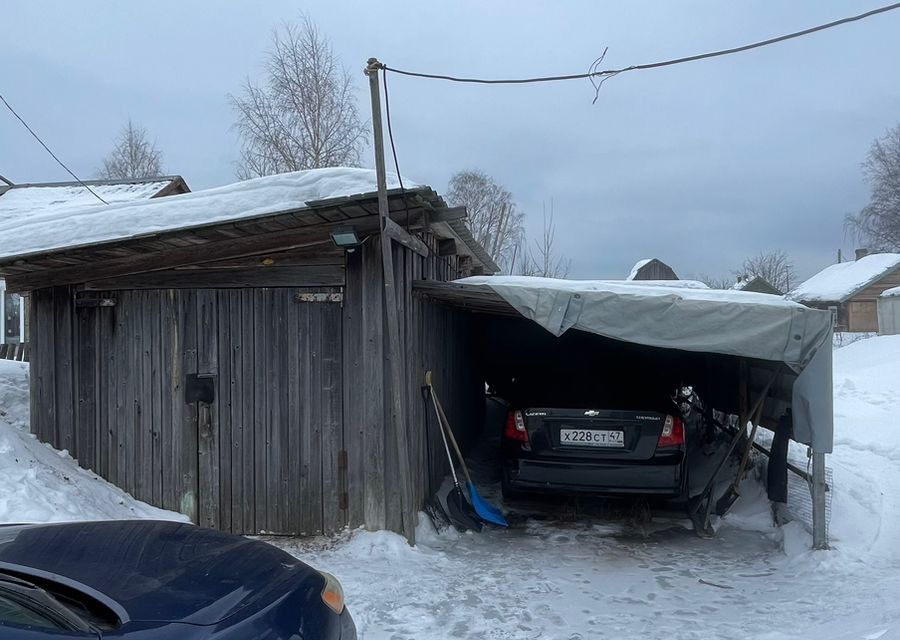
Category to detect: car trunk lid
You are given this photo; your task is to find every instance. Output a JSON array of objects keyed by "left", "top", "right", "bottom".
[{"left": 524, "top": 408, "right": 667, "bottom": 460}]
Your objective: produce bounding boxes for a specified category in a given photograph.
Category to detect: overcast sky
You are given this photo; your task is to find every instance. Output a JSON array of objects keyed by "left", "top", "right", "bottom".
[{"left": 2, "top": 1, "right": 899, "bottom": 282}]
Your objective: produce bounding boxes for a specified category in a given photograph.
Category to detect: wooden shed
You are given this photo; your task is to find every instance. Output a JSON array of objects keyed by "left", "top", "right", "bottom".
[
  {"left": 626, "top": 258, "right": 679, "bottom": 281},
  {"left": 788, "top": 252, "right": 900, "bottom": 332},
  {"left": 731, "top": 275, "right": 783, "bottom": 296},
  {"left": 0, "top": 169, "right": 498, "bottom": 539}
]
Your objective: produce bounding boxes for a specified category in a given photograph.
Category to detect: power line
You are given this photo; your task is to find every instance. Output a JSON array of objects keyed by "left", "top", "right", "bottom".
[
  {"left": 380, "top": 67, "right": 411, "bottom": 231},
  {"left": 0, "top": 92, "right": 108, "bottom": 204},
  {"left": 384, "top": 2, "right": 900, "bottom": 85}
]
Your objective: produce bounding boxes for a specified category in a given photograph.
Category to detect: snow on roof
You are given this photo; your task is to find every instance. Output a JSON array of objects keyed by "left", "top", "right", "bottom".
[
  {"left": 0, "top": 168, "right": 409, "bottom": 262},
  {"left": 787, "top": 254, "right": 900, "bottom": 303},
  {"left": 0, "top": 179, "right": 174, "bottom": 219},
  {"left": 882, "top": 285, "right": 900, "bottom": 298},
  {"left": 626, "top": 258, "right": 653, "bottom": 280},
  {"left": 460, "top": 275, "right": 794, "bottom": 308}
]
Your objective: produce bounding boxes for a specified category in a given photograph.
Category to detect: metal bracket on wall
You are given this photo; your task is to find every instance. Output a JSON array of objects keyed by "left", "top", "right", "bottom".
[{"left": 294, "top": 292, "right": 343, "bottom": 303}]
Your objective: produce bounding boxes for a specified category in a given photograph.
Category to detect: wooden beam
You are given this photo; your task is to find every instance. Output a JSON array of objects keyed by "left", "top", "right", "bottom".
[
  {"left": 384, "top": 218, "right": 429, "bottom": 258},
  {"left": 6, "top": 215, "right": 384, "bottom": 292},
  {"left": 427, "top": 206, "right": 467, "bottom": 224},
  {"left": 437, "top": 238, "right": 458, "bottom": 257},
  {"left": 82, "top": 265, "right": 345, "bottom": 290},
  {"left": 367, "top": 58, "right": 416, "bottom": 544}
]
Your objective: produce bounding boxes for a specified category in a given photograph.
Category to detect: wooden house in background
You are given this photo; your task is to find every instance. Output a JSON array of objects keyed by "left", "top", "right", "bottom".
[
  {"left": 787, "top": 250, "right": 900, "bottom": 332},
  {"left": 0, "top": 168, "right": 497, "bottom": 540},
  {"left": 0, "top": 176, "right": 189, "bottom": 346},
  {"left": 626, "top": 258, "right": 679, "bottom": 281}
]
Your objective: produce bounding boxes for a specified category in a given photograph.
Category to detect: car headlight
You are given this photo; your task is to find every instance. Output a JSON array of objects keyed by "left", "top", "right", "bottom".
[{"left": 319, "top": 571, "right": 345, "bottom": 615}]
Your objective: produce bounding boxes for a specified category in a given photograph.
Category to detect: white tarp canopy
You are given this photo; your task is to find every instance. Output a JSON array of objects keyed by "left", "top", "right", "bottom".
[{"left": 454, "top": 276, "right": 835, "bottom": 452}]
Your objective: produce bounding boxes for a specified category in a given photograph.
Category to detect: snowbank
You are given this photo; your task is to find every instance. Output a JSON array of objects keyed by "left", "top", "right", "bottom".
[
  {"left": 0, "top": 168, "right": 413, "bottom": 261},
  {"left": 825, "top": 335, "right": 900, "bottom": 559},
  {"left": 0, "top": 360, "right": 188, "bottom": 524}
]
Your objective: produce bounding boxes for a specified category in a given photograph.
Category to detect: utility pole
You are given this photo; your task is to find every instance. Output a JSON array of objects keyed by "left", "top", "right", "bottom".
[{"left": 365, "top": 58, "right": 416, "bottom": 545}]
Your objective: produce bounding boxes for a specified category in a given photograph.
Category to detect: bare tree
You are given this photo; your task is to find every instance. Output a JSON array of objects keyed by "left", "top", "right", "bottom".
[
  {"left": 696, "top": 274, "right": 733, "bottom": 289},
  {"left": 230, "top": 17, "right": 368, "bottom": 179},
  {"left": 446, "top": 169, "right": 526, "bottom": 273},
  {"left": 735, "top": 250, "right": 795, "bottom": 292},
  {"left": 98, "top": 120, "right": 164, "bottom": 180},
  {"left": 847, "top": 124, "right": 900, "bottom": 250},
  {"left": 518, "top": 203, "right": 571, "bottom": 278}
]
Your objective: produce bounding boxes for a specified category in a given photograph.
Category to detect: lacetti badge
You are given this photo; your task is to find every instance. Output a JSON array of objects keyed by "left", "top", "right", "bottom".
[{"left": 584, "top": 410, "right": 600, "bottom": 417}]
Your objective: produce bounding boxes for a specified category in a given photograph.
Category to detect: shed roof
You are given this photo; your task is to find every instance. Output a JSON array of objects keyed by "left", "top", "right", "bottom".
[
  {"left": 414, "top": 275, "right": 834, "bottom": 452},
  {"left": 0, "top": 176, "right": 188, "bottom": 223},
  {"left": 626, "top": 258, "right": 653, "bottom": 280},
  {"left": 882, "top": 285, "right": 900, "bottom": 298},
  {"left": 787, "top": 253, "right": 900, "bottom": 304},
  {"left": 626, "top": 257, "right": 679, "bottom": 281},
  {"left": 731, "top": 275, "right": 783, "bottom": 296},
  {"left": 0, "top": 168, "right": 498, "bottom": 290}
]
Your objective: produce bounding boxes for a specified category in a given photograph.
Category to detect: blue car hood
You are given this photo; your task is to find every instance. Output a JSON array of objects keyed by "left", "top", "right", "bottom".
[{"left": 0, "top": 521, "right": 322, "bottom": 625}]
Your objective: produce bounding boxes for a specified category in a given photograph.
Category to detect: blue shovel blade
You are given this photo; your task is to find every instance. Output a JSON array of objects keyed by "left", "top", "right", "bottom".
[{"left": 467, "top": 481, "right": 508, "bottom": 528}]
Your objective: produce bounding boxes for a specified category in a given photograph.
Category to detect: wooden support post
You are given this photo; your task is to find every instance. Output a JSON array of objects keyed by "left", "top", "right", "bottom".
[
  {"left": 366, "top": 58, "right": 416, "bottom": 545},
  {"left": 812, "top": 451, "right": 828, "bottom": 549}
]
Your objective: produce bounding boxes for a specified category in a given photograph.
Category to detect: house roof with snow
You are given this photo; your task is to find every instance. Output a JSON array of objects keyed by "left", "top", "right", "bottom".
[
  {"left": 731, "top": 275, "right": 783, "bottom": 296},
  {"left": 882, "top": 285, "right": 900, "bottom": 298},
  {"left": 786, "top": 253, "right": 900, "bottom": 304},
  {"left": 0, "top": 168, "right": 499, "bottom": 290},
  {"left": 0, "top": 176, "right": 189, "bottom": 221}
]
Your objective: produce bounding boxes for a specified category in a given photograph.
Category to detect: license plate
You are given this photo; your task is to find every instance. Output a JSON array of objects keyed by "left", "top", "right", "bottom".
[{"left": 559, "top": 428, "right": 625, "bottom": 448}]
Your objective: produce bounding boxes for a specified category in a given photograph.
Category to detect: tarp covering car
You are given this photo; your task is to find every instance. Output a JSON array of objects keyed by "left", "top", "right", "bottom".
[{"left": 414, "top": 276, "right": 834, "bottom": 453}]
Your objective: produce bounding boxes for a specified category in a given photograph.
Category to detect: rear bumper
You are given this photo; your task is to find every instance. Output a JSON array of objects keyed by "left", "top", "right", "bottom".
[{"left": 503, "top": 457, "right": 685, "bottom": 497}]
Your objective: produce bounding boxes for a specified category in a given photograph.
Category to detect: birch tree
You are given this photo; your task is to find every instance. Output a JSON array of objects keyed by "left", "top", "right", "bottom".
[
  {"left": 98, "top": 120, "right": 164, "bottom": 180},
  {"left": 517, "top": 203, "right": 571, "bottom": 278},
  {"left": 446, "top": 170, "right": 526, "bottom": 273},
  {"left": 847, "top": 124, "right": 900, "bottom": 250},
  {"left": 230, "top": 16, "right": 368, "bottom": 178}
]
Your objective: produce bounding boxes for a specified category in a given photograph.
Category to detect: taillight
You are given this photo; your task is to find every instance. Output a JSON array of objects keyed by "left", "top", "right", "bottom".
[
  {"left": 657, "top": 415, "right": 684, "bottom": 448},
  {"left": 504, "top": 410, "right": 529, "bottom": 442}
]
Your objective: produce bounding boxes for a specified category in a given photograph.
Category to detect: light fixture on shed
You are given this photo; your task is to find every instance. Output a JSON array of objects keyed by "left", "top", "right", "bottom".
[{"left": 330, "top": 226, "right": 361, "bottom": 252}]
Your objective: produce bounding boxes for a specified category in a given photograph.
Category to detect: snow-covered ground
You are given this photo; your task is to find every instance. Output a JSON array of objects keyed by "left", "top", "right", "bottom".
[
  {"left": 1, "top": 335, "right": 898, "bottom": 639},
  {"left": 0, "top": 359, "right": 187, "bottom": 523},
  {"left": 271, "top": 335, "right": 900, "bottom": 640}
]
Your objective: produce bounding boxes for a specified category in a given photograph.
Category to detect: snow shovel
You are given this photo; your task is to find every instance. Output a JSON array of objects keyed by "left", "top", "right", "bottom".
[
  {"left": 426, "top": 373, "right": 509, "bottom": 528},
  {"left": 426, "top": 378, "right": 482, "bottom": 533},
  {"left": 421, "top": 388, "right": 452, "bottom": 532}
]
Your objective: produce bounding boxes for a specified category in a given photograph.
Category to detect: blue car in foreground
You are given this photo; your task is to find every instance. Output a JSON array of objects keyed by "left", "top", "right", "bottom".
[{"left": 0, "top": 520, "right": 356, "bottom": 639}]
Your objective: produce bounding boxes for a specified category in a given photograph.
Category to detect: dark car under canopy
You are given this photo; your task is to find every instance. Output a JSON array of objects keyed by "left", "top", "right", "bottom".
[{"left": 414, "top": 275, "right": 834, "bottom": 546}]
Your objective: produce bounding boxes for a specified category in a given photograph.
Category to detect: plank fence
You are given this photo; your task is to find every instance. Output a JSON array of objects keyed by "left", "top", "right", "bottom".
[{"left": 0, "top": 342, "right": 29, "bottom": 362}]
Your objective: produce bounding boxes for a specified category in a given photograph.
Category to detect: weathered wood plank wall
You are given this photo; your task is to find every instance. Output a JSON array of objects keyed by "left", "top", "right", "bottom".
[
  {"left": 29, "top": 231, "right": 484, "bottom": 539},
  {"left": 342, "top": 236, "right": 483, "bottom": 533},
  {"left": 30, "top": 286, "right": 345, "bottom": 535}
]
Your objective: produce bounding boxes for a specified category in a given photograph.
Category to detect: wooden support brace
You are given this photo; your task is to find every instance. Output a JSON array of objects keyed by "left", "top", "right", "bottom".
[{"left": 384, "top": 218, "right": 429, "bottom": 258}]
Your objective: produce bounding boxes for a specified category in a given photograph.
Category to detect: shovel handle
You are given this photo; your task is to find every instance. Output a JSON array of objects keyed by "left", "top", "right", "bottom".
[{"left": 426, "top": 375, "right": 474, "bottom": 487}]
